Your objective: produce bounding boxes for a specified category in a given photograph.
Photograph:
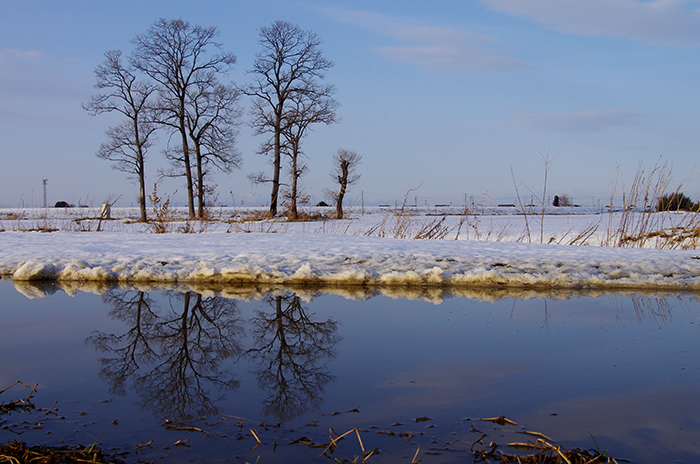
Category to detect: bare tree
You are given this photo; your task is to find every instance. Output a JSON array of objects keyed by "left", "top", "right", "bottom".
[
  {"left": 247, "top": 20, "right": 336, "bottom": 216},
  {"left": 132, "top": 18, "right": 236, "bottom": 218},
  {"left": 330, "top": 149, "right": 361, "bottom": 219},
  {"left": 281, "top": 87, "right": 338, "bottom": 219},
  {"left": 83, "top": 50, "right": 157, "bottom": 222},
  {"left": 185, "top": 82, "right": 243, "bottom": 217}
]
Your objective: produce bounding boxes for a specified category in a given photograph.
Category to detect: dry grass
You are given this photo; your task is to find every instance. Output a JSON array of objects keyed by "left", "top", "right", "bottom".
[
  {"left": 600, "top": 161, "right": 700, "bottom": 249},
  {"left": 0, "top": 441, "right": 123, "bottom": 464},
  {"left": 473, "top": 437, "right": 620, "bottom": 463},
  {"left": 0, "top": 381, "right": 123, "bottom": 463},
  {"left": 281, "top": 418, "right": 621, "bottom": 464},
  {"left": 146, "top": 184, "right": 173, "bottom": 234},
  {"left": 471, "top": 417, "right": 620, "bottom": 464},
  {"left": 1, "top": 379, "right": 625, "bottom": 464},
  {"left": 5, "top": 160, "right": 700, "bottom": 249}
]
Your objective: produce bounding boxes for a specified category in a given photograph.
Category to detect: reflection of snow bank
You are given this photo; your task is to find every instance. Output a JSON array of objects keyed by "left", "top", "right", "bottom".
[{"left": 2, "top": 231, "right": 700, "bottom": 290}]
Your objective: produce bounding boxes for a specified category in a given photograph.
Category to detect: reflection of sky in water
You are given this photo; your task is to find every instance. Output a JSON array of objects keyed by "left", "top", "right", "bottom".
[{"left": 1, "top": 280, "right": 699, "bottom": 463}]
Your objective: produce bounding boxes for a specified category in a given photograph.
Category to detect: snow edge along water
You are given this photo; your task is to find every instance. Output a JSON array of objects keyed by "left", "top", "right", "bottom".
[{"left": 2, "top": 231, "right": 700, "bottom": 291}]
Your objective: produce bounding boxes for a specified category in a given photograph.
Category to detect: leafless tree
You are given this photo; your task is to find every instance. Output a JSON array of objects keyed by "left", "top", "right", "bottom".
[
  {"left": 281, "top": 87, "right": 338, "bottom": 219},
  {"left": 246, "top": 20, "right": 336, "bottom": 216},
  {"left": 83, "top": 50, "right": 157, "bottom": 222},
  {"left": 185, "top": 82, "right": 243, "bottom": 217},
  {"left": 330, "top": 149, "right": 361, "bottom": 219},
  {"left": 132, "top": 18, "right": 237, "bottom": 218}
]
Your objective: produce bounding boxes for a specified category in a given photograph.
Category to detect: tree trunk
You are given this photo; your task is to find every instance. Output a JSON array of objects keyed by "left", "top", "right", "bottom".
[
  {"left": 138, "top": 165, "right": 147, "bottom": 222},
  {"left": 180, "top": 123, "right": 195, "bottom": 219},
  {"left": 336, "top": 187, "right": 345, "bottom": 219},
  {"left": 134, "top": 121, "right": 148, "bottom": 223},
  {"left": 290, "top": 148, "right": 298, "bottom": 220},
  {"left": 336, "top": 163, "right": 349, "bottom": 219},
  {"left": 195, "top": 141, "right": 205, "bottom": 219},
  {"left": 270, "top": 111, "right": 282, "bottom": 216}
]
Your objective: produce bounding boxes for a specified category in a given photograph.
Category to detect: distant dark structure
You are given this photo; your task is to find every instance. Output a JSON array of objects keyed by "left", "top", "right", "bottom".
[
  {"left": 54, "top": 201, "right": 70, "bottom": 208},
  {"left": 553, "top": 195, "right": 560, "bottom": 207}
]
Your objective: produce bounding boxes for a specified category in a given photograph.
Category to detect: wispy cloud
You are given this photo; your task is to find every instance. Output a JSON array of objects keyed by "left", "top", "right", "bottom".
[
  {"left": 0, "top": 48, "right": 85, "bottom": 101},
  {"left": 478, "top": 0, "right": 700, "bottom": 45},
  {"left": 0, "top": 49, "right": 41, "bottom": 64},
  {"left": 0, "top": 49, "right": 42, "bottom": 78},
  {"left": 511, "top": 109, "right": 641, "bottom": 132},
  {"left": 326, "top": 8, "right": 530, "bottom": 71}
]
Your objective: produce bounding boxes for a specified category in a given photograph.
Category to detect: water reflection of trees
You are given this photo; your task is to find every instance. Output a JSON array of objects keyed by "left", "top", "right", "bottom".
[
  {"left": 89, "top": 290, "right": 244, "bottom": 420},
  {"left": 247, "top": 293, "right": 341, "bottom": 422},
  {"left": 88, "top": 289, "right": 341, "bottom": 423}
]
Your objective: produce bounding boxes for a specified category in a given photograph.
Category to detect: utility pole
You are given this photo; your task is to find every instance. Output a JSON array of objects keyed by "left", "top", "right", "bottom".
[{"left": 42, "top": 179, "right": 48, "bottom": 208}]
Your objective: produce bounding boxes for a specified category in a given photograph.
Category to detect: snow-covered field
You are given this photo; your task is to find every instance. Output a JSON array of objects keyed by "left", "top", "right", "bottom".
[{"left": 2, "top": 205, "right": 700, "bottom": 293}]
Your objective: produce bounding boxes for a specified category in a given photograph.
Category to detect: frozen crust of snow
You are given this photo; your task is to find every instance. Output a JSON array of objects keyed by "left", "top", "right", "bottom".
[{"left": 2, "top": 231, "right": 700, "bottom": 290}]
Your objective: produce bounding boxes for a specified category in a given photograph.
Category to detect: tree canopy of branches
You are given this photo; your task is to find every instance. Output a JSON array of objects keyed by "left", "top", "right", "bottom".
[
  {"left": 247, "top": 20, "right": 337, "bottom": 217},
  {"left": 184, "top": 82, "right": 242, "bottom": 217},
  {"left": 132, "top": 18, "right": 239, "bottom": 218},
  {"left": 330, "top": 149, "right": 361, "bottom": 219},
  {"left": 281, "top": 85, "right": 339, "bottom": 219},
  {"left": 84, "top": 50, "right": 157, "bottom": 222}
]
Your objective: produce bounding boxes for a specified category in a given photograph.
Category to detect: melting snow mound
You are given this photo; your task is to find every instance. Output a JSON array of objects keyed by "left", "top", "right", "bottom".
[{"left": 1, "top": 231, "right": 700, "bottom": 290}]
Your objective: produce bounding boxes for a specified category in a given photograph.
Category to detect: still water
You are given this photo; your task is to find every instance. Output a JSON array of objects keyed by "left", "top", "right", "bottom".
[{"left": 1, "top": 279, "right": 699, "bottom": 463}]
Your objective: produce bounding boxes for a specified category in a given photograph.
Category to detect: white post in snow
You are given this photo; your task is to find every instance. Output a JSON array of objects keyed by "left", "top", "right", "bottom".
[{"left": 100, "top": 203, "right": 111, "bottom": 219}]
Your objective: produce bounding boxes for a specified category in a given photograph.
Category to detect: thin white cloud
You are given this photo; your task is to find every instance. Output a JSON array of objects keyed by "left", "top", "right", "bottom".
[
  {"left": 512, "top": 109, "right": 641, "bottom": 132},
  {"left": 327, "top": 8, "right": 530, "bottom": 71},
  {"left": 479, "top": 0, "right": 700, "bottom": 45},
  {"left": 0, "top": 49, "right": 42, "bottom": 79},
  {"left": 0, "top": 49, "right": 42, "bottom": 64},
  {"left": 0, "top": 48, "right": 85, "bottom": 101}
]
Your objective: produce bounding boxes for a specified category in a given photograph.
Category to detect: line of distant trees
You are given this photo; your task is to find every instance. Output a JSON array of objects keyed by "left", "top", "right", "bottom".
[{"left": 85, "top": 18, "right": 360, "bottom": 222}]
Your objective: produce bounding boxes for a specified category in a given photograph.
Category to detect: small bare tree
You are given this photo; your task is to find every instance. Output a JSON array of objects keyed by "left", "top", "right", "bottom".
[
  {"left": 281, "top": 87, "right": 338, "bottom": 219},
  {"left": 330, "top": 149, "right": 361, "bottom": 219},
  {"left": 185, "top": 82, "right": 243, "bottom": 217},
  {"left": 247, "top": 20, "right": 336, "bottom": 216},
  {"left": 84, "top": 50, "right": 157, "bottom": 222}
]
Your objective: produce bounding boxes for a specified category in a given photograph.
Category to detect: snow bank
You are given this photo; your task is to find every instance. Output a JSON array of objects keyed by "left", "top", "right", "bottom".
[{"left": 2, "top": 231, "right": 700, "bottom": 290}]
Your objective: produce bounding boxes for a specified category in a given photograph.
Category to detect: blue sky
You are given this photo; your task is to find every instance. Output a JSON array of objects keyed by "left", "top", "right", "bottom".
[{"left": 2, "top": 0, "right": 700, "bottom": 208}]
